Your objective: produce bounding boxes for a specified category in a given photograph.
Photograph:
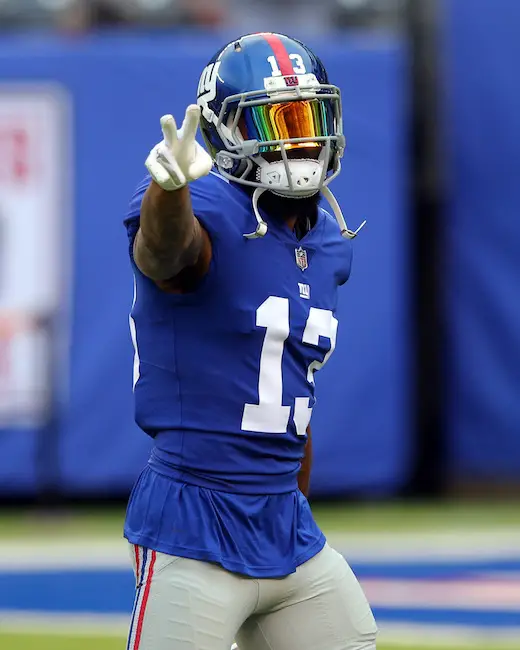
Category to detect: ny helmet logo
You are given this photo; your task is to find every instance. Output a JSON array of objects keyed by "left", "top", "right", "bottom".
[
  {"left": 295, "top": 247, "right": 308, "bottom": 271},
  {"left": 197, "top": 61, "right": 221, "bottom": 120},
  {"left": 285, "top": 75, "right": 299, "bottom": 87}
]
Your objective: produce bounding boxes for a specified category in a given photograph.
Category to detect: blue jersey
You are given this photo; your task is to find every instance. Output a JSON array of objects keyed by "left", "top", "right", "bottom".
[{"left": 123, "top": 172, "right": 352, "bottom": 577}]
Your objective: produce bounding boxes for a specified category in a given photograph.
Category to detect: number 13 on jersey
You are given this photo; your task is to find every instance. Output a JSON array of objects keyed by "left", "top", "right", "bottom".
[{"left": 241, "top": 296, "right": 338, "bottom": 436}]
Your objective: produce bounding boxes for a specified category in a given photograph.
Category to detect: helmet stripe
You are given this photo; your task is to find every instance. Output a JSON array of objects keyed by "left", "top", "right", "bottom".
[{"left": 260, "top": 33, "right": 295, "bottom": 77}]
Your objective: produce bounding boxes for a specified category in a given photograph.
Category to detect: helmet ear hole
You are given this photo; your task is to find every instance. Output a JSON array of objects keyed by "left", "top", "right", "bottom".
[{"left": 216, "top": 151, "right": 251, "bottom": 180}]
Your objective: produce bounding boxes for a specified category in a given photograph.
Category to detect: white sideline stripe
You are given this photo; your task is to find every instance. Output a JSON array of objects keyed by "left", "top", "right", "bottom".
[
  {"left": 0, "top": 539, "right": 130, "bottom": 571},
  {"left": 0, "top": 611, "right": 129, "bottom": 636},
  {"left": 0, "top": 529, "right": 519, "bottom": 570},
  {"left": 1, "top": 613, "right": 520, "bottom": 649},
  {"left": 329, "top": 529, "right": 520, "bottom": 562}
]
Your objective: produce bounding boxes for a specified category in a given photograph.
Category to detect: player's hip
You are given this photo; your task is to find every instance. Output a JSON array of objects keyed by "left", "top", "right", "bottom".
[
  {"left": 127, "top": 542, "right": 377, "bottom": 650},
  {"left": 124, "top": 465, "right": 324, "bottom": 578}
]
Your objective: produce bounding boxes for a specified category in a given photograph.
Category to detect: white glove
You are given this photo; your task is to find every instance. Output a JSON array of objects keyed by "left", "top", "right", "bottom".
[{"left": 145, "top": 105, "right": 213, "bottom": 191}]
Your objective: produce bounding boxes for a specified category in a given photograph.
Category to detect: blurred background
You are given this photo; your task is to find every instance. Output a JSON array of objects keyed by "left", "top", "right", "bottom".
[{"left": 0, "top": 0, "right": 519, "bottom": 649}]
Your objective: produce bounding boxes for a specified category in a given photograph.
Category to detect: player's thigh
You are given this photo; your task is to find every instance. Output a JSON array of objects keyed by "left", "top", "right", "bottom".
[
  {"left": 128, "top": 545, "right": 257, "bottom": 650},
  {"left": 236, "top": 544, "right": 377, "bottom": 650}
]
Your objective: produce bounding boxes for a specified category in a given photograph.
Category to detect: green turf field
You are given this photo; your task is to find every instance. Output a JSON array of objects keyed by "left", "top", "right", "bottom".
[
  {"left": 0, "top": 499, "right": 518, "bottom": 539},
  {"left": 0, "top": 634, "right": 515, "bottom": 650}
]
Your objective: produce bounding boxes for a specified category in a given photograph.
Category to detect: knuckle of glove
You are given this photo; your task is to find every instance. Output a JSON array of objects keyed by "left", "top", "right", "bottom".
[
  {"left": 156, "top": 145, "right": 185, "bottom": 189},
  {"left": 186, "top": 144, "right": 213, "bottom": 182},
  {"left": 145, "top": 139, "right": 211, "bottom": 189}
]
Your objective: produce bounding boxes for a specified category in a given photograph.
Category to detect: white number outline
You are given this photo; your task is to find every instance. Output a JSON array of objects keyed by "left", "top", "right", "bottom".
[{"left": 241, "top": 297, "right": 337, "bottom": 436}]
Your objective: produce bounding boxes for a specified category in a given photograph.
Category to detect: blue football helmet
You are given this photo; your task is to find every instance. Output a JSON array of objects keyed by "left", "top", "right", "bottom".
[{"left": 197, "top": 33, "right": 365, "bottom": 239}]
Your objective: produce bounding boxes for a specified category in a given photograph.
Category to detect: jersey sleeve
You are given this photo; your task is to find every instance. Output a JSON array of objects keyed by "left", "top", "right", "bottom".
[
  {"left": 187, "top": 173, "right": 234, "bottom": 241},
  {"left": 320, "top": 208, "right": 354, "bottom": 286},
  {"left": 337, "top": 238, "right": 353, "bottom": 286},
  {"left": 123, "top": 175, "right": 151, "bottom": 261},
  {"left": 123, "top": 172, "right": 233, "bottom": 263}
]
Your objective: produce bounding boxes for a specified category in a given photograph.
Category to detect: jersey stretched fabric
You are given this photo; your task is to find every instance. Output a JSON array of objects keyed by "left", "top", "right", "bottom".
[{"left": 123, "top": 171, "right": 352, "bottom": 577}]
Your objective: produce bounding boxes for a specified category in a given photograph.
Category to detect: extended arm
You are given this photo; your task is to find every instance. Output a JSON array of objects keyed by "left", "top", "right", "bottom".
[
  {"left": 133, "top": 107, "right": 213, "bottom": 284},
  {"left": 134, "top": 183, "right": 206, "bottom": 281},
  {"left": 298, "top": 425, "right": 313, "bottom": 497}
]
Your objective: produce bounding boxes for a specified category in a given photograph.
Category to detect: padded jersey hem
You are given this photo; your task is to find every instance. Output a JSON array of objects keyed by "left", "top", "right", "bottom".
[
  {"left": 147, "top": 454, "right": 299, "bottom": 494},
  {"left": 123, "top": 531, "right": 326, "bottom": 578}
]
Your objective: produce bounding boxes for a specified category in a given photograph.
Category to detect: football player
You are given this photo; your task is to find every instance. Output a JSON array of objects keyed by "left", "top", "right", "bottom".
[{"left": 124, "top": 33, "right": 376, "bottom": 650}]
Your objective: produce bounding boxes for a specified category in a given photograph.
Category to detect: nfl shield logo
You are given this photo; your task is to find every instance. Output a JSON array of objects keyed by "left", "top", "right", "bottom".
[{"left": 295, "top": 247, "right": 308, "bottom": 271}]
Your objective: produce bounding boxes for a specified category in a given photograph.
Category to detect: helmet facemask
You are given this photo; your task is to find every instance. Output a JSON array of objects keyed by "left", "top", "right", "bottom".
[
  {"left": 199, "top": 72, "right": 365, "bottom": 240},
  {"left": 209, "top": 75, "right": 345, "bottom": 197}
]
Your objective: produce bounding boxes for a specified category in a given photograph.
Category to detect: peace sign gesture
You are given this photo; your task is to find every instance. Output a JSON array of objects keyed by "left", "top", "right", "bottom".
[{"left": 145, "top": 105, "right": 213, "bottom": 191}]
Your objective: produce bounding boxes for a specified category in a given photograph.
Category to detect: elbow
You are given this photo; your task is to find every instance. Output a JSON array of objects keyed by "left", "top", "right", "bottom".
[{"left": 133, "top": 228, "right": 200, "bottom": 281}]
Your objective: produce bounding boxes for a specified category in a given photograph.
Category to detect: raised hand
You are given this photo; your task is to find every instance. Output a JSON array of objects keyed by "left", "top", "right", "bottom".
[{"left": 145, "top": 105, "right": 213, "bottom": 191}]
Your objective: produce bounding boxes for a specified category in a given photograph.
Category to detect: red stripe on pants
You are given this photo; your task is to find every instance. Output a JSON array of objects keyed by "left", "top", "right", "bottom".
[{"left": 133, "top": 550, "right": 156, "bottom": 650}]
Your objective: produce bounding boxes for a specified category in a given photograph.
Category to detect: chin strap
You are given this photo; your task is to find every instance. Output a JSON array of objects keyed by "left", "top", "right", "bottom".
[
  {"left": 244, "top": 187, "right": 268, "bottom": 239},
  {"left": 243, "top": 186, "right": 366, "bottom": 240},
  {"left": 321, "top": 186, "right": 366, "bottom": 239}
]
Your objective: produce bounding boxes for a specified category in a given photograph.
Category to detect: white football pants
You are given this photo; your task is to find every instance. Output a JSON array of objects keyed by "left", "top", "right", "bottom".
[{"left": 127, "top": 542, "right": 377, "bottom": 650}]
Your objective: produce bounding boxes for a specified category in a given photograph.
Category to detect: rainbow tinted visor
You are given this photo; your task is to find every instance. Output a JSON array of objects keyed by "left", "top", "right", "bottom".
[
  {"left": 215, "top": 82, "right": 344, "bottom": 157},
  {"left": 238, "top": 98, "right": 335, "bottom": 153}
]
